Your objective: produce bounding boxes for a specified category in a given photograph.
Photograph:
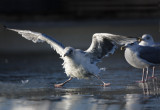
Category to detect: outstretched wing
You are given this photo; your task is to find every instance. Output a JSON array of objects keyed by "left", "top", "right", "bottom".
[
  {"left": 7, "top": 28, "right": 65, "bottom": 56},
  {"left": 85, "top": 33, "right": 137, "bottom": 63}
]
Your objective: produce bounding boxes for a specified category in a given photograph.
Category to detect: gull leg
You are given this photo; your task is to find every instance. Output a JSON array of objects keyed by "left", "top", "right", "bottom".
[
  {"left": 148, "top": 66, "right": 157, "bottom": 79},
  {"left": 145, "top": 67, "right": 149, "bottom": 82},
  {"left": 94, "top": 75, "right": 110, "bottom": 87},
  {"left": 152, "top": 66, "right": 155, "bottom": 77},
  {"left": 136, "top": 68, "right": 145, "bottom": 83},
  {"left": 142, "top": 68, "right": 145, "bottom": 82},
  {"left": 54, "top": 77, "right": 72, "bottom": 88}
]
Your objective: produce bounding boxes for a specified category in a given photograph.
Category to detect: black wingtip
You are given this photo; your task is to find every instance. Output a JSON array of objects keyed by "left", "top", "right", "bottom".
[
  {"left": 0, "top": 24, "right": 8, "bottom": 30},
  {"left": 3, "top": 25, "right": 7, "bottom": 29}
]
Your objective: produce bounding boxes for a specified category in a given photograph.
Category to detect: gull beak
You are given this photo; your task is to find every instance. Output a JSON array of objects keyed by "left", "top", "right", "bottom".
[
  {"left": 121, "top": 45, "right": 126, "bottom": 50},
  {"left": 137, "top": 37, "right": 142, "bottom": 42},
  {"left": 63, "top": 52, "right": 69, "bottom": 57},
  {"left": 63, "top": 53, "right": 67, "bottom": 57}
]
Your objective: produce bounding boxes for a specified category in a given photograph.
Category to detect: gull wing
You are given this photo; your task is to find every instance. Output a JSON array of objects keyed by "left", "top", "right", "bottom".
[
  {"left": 138, "top": 46, "right": 160, "bottom": 64},
  {"left": 85, "top": 33, "right": 137, "bottom": 63},
  {"left": 7, "top": 28, "right": 65, "bottom": 56}
]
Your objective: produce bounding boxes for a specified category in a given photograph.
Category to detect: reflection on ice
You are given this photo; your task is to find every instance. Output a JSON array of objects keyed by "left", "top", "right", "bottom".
[
  {"left": 21, "top": 80, "right": 29, "bottom": 84},
  {"left": 0, "top": 98, "right": 52, "bottom": 110},
  {"left": 138, "top": 78, "right": 160, "bottom": 95},
  {"left": 55, "top": 95, "right": 122, "bottom": 110},
  {"left": 0, "top": 79, "right": 160, "bottom": 110},
  {"left": 0, "top": 95, "right": 122, "bottom": 110},
  {"left": 125, "top": 94, "right": 142, "bottom": 110},
  {"left": 0, "top": 53, "right": 160, "bottom": 110}
]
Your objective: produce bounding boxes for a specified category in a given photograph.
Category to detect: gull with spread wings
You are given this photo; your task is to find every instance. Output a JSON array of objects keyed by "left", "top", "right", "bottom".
[{"left": 6, "top": 27, "right": 137, "bottom": 87}]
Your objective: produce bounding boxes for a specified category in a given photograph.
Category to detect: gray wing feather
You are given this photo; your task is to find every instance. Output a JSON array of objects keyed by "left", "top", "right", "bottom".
[
  {"left": 85, "top": 33, "right": 137, "bottom": 63},
  {"left": 7, "top": 28, "right": 65, "bottom": 56},
  {"left": 138, "top": 46, "right": 160, "bottom": 64},
  {"left": 152, "top": 42, "right": 160, "bottom": 47},
  {"left": 93, "top": 33, "right": 137, "bottom": 45}
]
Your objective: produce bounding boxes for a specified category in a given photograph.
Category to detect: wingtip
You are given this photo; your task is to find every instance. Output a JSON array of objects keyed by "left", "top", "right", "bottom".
[
  {"left": 3, "top": 25, "right": 7, "bottom": 29},
  {"left": 0, "top": 24, "right": 8, "bottom": 30},
  {"left": 0, "top": 24, "right": 14, "bottom": 31}
]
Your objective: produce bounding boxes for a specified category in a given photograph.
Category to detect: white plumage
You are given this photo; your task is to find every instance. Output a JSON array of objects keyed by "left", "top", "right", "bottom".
[
  {"left": 7, "top": 28, "right": 137, "bottom": 87},
  {"left": 124, "top": 41, "right": 160, "bottom": 82},
  {"left": 139, "top": 34, "right": 160, "bottom": 79},
  {"left": 62, "top": 48, "right": 100, "bottom": 79}
]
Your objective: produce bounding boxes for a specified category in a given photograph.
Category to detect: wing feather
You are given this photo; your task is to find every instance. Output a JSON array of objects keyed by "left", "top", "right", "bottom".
[
  {"left": 138, "top": 46, "right": 160, "bottom": 64},
  {"left": 85, "top": 33, "right": 137, "bottom": 63},
  {"left": 7, "top": 28, "right": 65, "bottom": 56}
]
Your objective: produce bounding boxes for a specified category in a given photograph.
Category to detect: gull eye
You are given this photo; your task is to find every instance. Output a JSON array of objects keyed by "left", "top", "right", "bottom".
[
  {"left": 146, "top": 37, "right": 150, "bottom": 40},
  {"left": 69, "top": 49, "right": 73, "bottom": 54}
]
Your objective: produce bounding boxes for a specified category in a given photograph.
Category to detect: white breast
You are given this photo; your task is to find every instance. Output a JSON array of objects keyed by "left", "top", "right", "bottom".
[
  {"left": 124, "top": 48, "right": 150, "bottom": 69},
  {"left": 62, "top": 52, "right": 99, "bottom": 79},
  {"left": 139, "top": 41, "right": 149, "bottom": 46}
]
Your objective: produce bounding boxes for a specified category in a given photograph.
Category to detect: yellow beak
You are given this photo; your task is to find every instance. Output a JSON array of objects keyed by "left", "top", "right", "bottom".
[
  {"left": 137, "top": 37, "right": 142, "bottom": 42},
  {"left": 121, "top": 46, "right": 125, "bottom": 50}
]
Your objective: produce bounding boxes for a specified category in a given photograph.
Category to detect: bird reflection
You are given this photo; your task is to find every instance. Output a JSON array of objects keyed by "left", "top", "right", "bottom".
[
  {"left": 125, "top": 94, "right": 142, "bottom": 110},
  {"left": 138, "top": 78, "right": 160, "bottom": 95}
]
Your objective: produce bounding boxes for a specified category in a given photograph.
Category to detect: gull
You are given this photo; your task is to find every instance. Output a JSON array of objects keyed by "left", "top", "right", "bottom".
[
  {"left": 123, "top": 41, "right": 160, "bottom": 82},
  {"left": 6, "top": 27, "right": 137, "bottom": 87},
  {"left": 139, "top": 34, "right": 160, "bottom": 78}
]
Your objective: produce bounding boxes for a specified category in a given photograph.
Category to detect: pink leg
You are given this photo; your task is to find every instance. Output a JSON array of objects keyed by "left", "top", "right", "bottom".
[
  {"left": 54, "top": 77, "right": 72, "bottom": 88},
  {"left": 94, "top": 75, "right": 111, "bottom": 87},
  {"left": 145, "top": 67, "right": 149, "bottom": 82},
  {"left": 148, "top": 66, "right": 157, "bottom": 79},
  {"left": 152, "top": 66, "right": 155, "bottom": 77},
  {"left": 147, "top": 66, "right": 157, "bottom": 79},
  {"left": 136, "top": 68, "right": 145, "bottom": 83}
]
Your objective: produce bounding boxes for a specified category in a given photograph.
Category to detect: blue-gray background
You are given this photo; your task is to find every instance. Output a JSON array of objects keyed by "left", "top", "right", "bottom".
[
  {"left": 0, "top": 1, "right": 160, "bottom": 110},
  {"left": 0, "top": 0, "right": 159, "bottom": 53}
]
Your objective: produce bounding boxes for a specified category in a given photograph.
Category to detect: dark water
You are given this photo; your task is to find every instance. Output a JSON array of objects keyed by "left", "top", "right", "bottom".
[{"left": 0, "top": 53, "right": 160, "bottom": 110}]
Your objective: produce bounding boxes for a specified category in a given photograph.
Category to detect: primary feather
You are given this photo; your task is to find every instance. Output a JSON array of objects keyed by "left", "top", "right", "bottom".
[
  {"left": 7, "top": 28, "right": 65, "bottom": 56},
  {"left": 85, "top": 33, "right": 137, "bottom": 63}
]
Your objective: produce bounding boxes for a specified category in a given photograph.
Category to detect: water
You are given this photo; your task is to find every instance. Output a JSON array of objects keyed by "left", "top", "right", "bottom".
[
  {"left": 0, "top": 53, "right": 160, "bottom": 110},
  {"left": 0, "top": 20, "right": 160, "bottom": 110}
]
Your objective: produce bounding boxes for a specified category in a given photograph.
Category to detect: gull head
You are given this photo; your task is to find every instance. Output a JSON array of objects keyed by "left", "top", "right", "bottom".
[
  {"left": 63, "top": 47, "right": 75, "bottom": 57},
  {"left": 138, "top": 34, "right": 154, "bottom": 46}
]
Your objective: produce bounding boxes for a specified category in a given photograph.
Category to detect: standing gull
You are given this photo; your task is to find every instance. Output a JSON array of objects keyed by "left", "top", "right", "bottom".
[
  {"left": 123, "top": 42, "right": 160, "bottom": 82},
  {"left": 6, "top": 27, "right": 137, "bottom": 87},
  {"left": 139, "top": 34, "right": 160, "bottom": 78}
]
